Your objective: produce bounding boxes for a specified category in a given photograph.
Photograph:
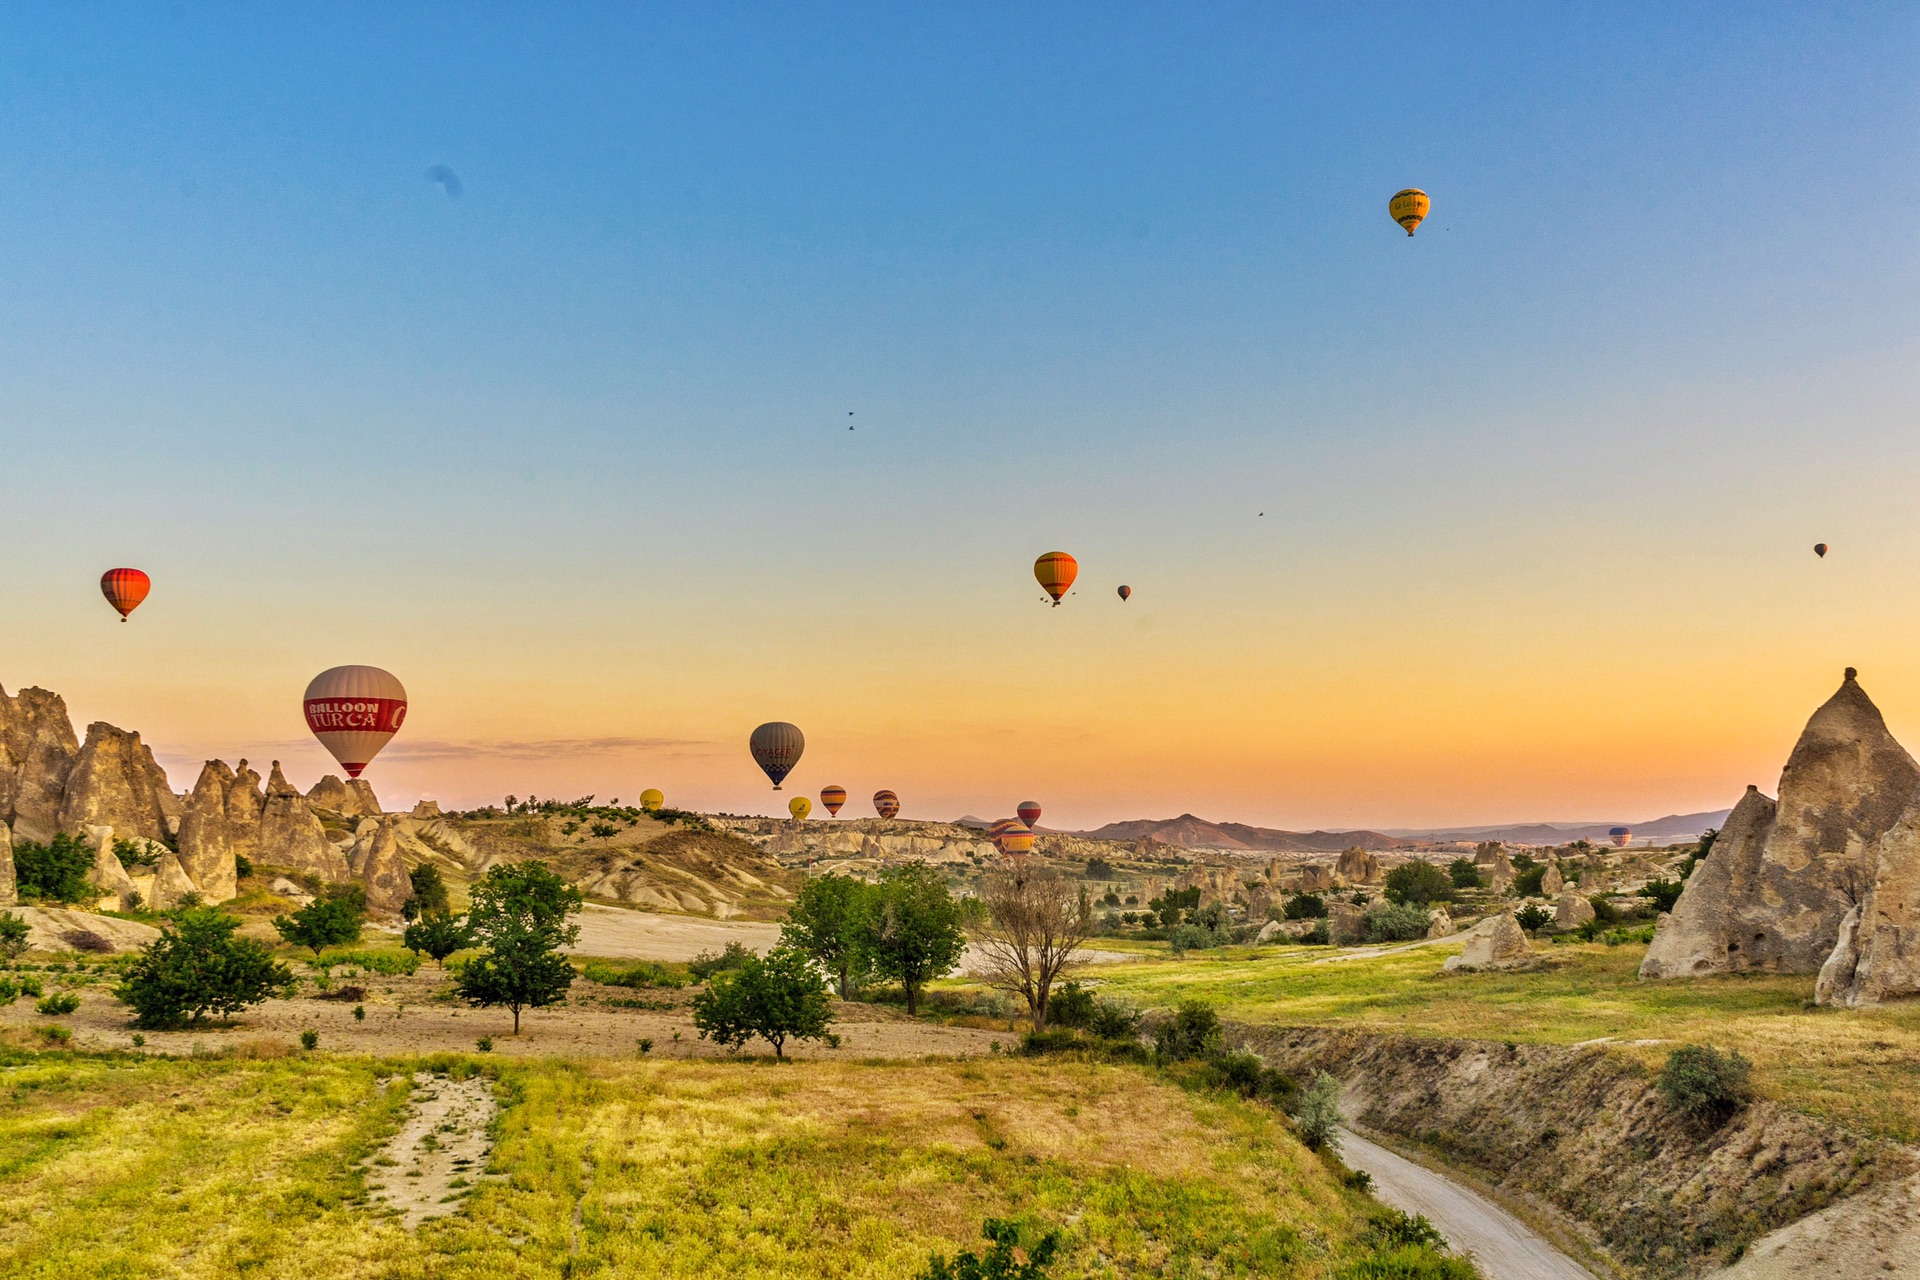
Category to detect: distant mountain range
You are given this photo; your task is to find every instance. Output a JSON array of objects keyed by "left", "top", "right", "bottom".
[
  {"left": 1378, "top": 810, "right": 1732, "bottom": 846},
  {"left": 954, "top": 808, "right": 1731, "bottom": 851}
]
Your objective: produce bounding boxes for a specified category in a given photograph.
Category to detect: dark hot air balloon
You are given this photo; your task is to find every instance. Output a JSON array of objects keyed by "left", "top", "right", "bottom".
[
  {"left": 1117, "top": 585, "right": 1131, "bottom": 601},
  {"left": 1389, "top": 188, "right": 1429, "bottom": 236},
  {"left": 1608, "top": 826, "right": 1631, "bottom": 848},
  {"left": 750, "top": 722, "right": 804, "bottom": 789},
  {"left": 100, "top": 568, "right": 150, "bottom": 621},
  {"left": 304, "top": 666, "right": 407, "bottom": 778},
  {"left": 820, "top": 785, "right": 846, "bottom": 816},
  {"left": 1017, "top": 801, "right": 1042, "bottom": 830},
  {"left": 872, "top": 789, "right": 899, "bottom": 819},
  {"left": 1034, "top": 552, "right": 1077, "bottom": 606},
  {"left": 1814, "top": 543, "right": 1828, "bottom": 558}
]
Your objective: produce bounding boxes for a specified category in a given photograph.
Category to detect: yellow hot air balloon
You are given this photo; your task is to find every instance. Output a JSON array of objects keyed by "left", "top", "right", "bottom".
[
  {"left": 789, "top": 796, "right": 812, "bottom": 821},
  {"left": 640, "top": 788, "right": 664, "bottom": 812},
  {"left": 1034, "top": 552, "right": 1078, "bottom": 606},
  {"left": 1389, "top": 188, "right": 1429, "bottom": 236}
]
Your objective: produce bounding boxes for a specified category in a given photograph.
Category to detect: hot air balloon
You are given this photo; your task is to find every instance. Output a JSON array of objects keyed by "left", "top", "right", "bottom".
[
  {"left": 1017, "top": 801, "right": 1042, "bottom": 830},
  {"left": 639, "top": 789, "right": 664, "bottom": 812},
  {"left": 1608, "top": 826, "right": 1632, "bottom": 848},
  {"left": 820, "top": 785, "right": 846, "bottom": 816},
  {"left": 1389, "top": 188, "right": 1429, "bottom": 236},
  {"left": 1814, "top": 543, "right": 1828, "bottom": 558},
  {"left": 873, "top": 790, "right": 899, "bottom": 819},
  {"left": 749, "top": 722, "right": 804, "bottom": 790},
  {"left": 100, "top": 568, "right": 150, "bottom": 621},
  {"left": 789, "top": 796, "right": 812, "bottom": 821},
  {"left": 999, "top": 819, "right": 1035, "bottom": 857},
  {"left": 304, "top": 666, "right": 407, "bottom": 779},
  {"left": 987, "top": 818, "right": 1017, "bottom": 852},
  {"left": 1034, "top": 552, "right": 1078, "bottom": 606},
  {"left": 1117, "top": 585, "right": 1131, "bottom": 602}
]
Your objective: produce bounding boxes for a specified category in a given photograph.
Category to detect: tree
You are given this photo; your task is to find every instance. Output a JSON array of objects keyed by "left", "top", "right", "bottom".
[
  {"left": 0, "top": 911, "right": 30, "bottom": 962},
  {"left": 1383, "top": 860, "right": 1453, "bottom": 907},
  {"left": 1282, "top": 892, "right": 1327, "bottom": 920},
  {"left": 690, "top": 945, "right": 833, "bottom": 1058},
  {"left": 1447, "top": 858, "right": 1486, "bottom": 890},
  {"left": 402, "top": 864, "right": 451, "bottom": 922},
  {"left": 1638, "top": 877, "right": 1685, "bottom": 913},
  {"left": 453, "top": 860, "right": 582, "bottom": 1033},
  {"left": 12, "top": 834, "right": 96, "bottom": 904},
  {"left": 918, "top": 1219, "right": 1059, "bottom": 1280},
  {"left": 974, "top": 866, "right": 1096, "bottom": 1031},
  {"left": 116, "top": 907, "right": 295, "bottom": 1028},
  {"left": 854, "top": 863, "right": 966, "bottom": 1016},
  {"left": 1292, "top": 1072, "right": 1343, "bottom": 1152},
  {"left": 402, "top": 911, "right": 473, "bottom": 967},
  {"left": 273, "top": 887, "right": 365, "bottom": 958},
  {"left": 780, "top": 874, "right": 874, "bottom": 998}
]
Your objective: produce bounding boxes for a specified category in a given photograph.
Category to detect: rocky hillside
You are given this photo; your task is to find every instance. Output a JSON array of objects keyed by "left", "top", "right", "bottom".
[{"left": 1073, "top": 813, "right": 1412, "bottom": 852}]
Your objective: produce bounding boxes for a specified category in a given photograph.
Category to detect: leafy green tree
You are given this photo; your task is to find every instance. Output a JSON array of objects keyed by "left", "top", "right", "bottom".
[
  {"left": 1383, "top": 860, "right": 1453, "bottom": 907},
  {"left": 1282, "top": 892, "right": 1327, "bottom": 920},
  {"left": 453, "top": 860, "right": 582, "bottom": 1033},
  {"left": 1638, "top": 878, "right": 1685, "bottom": 913},
  {"left": 1292, "top": 1071, "right": 1343, "bottom": 1152},
  {"left": 12, "top": 834, "right": 96, "bottom": 904},
  {"left": 917, "top": 1219, "right": 1059, "bottom": 1280},
  {"left": 780, "top": 873, "right": 874, "bottom": 998},
  {"left": 854, "top": 863, "right": 966, "bottom": 1016},
  {"left": 1514, "top": 902, "right": 1553, "bottom": 933},
  {"left": 0, "top": 911, "right": 30, "bottom": 962},
  {"left": 690, "top": 945, "right": 833, "bottom": 1058},
  {"left": 1447, "top": 858, "right": 1486, "bottom": 890},
  {"left": 1512, "top": 865, "right": 1548, "bottom": 898},
  {"left": 1658, "top": 1043, "right": 1753, "bottom": 1126},
  {"left": 402, "top": 911, "right": 473, "bottom": 967},
  {"left": 116, "top": 907, "right": 295, "bottom": 1028},
  {"left": 401, "top": 864, "right": 451, "bottom": 921},
  {"left": 273, "top": 888, "right": 365, "bottom": 958},
  {"left": 1153, "top": 999, "right": 1223, "bottom": 1062}
]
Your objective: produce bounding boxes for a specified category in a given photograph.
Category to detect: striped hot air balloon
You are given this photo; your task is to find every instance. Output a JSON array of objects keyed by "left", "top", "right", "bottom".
[
  {"left": 987, "top": 817, "right": 1017, "bottom": 853},
  {"left": 1017, "top": 801, "right": 1042, "bottom": 830},
  {"left": 750, "top": 722, "right": 804, "bottom": 790},
  {"left": 820, "top": 785, "right": 846, "bottom": 816},
  {"left": 1609, "top": 826, "right": 1632, "bottom": 848},
  {"left": 304, "top": 666, "right": 407, "bottom": 779},
  {"left": 789, "top": 796, "right": 812, "bottom": 821},
  {"left": 872, "top": 790, "right": 900, "bottom": 819},
  {"left": 999, "top": 819, "right": 1035, "bottom": 857},
  {"left": 639, "top": 789, "right": 664, "bottom": 812},
  {"left": 1034, "top": 552, "right": 1078, "bottom": 606},
  {"left": 100, "top": 568, "right": 151, "bottom": 621}
]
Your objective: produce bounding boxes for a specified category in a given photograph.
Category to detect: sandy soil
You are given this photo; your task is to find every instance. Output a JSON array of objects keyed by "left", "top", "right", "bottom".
[
  {"left": 364, "top": 1073, "right": 500, "bottom": 1230},
  {"left": 1706, "top": 1168, "right": 1920, "bottom": 1280},
  {"left": 0, "top": 968, "right": 1018, "bottom": 1060}
]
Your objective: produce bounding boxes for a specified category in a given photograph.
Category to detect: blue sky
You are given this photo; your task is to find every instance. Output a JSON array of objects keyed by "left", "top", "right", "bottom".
[{"left": 2, "top": 5, "right": 1916, "bottom": 825}]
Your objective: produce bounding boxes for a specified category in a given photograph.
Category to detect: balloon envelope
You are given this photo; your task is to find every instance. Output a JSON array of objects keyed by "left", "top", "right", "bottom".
[
  {"left": 1000, "top": 819, "right": 1035, "bottom": 856},
  {"left": 820, "top": 785, "right": 846, "bottom": 816},
  {"left": 749, "top": 722, "right": 805, "bottom": 789},
  {"left": 1389, "top": 188, "right": 1429, "bottom": 236},
  {"left": 1117, "top": 585, "right": 1131, "bottom": 601},
  {"left": 1034, "top": 552, "right": 1078, "bottom": 605},
  {"left": 1608, "top": 826, "right": 1631, "bottom": 848},
  {"left": 304, "top": 666, "right": 407, "bottom": 778},
  {"left": 639, "top": 789, "right": 664, "bottom": 812},
  {"left": 100, "top": 568, "right": 150, "bottom": 621},
  {"left": 1016, "top": 801, "right": 1042, "bottom": 829},
  {"left": 789, "top": 796, "right": 812, "bottom": 821},
  {"left": 872, "top": 789, "right": 900, "bottom": 819},
  {"left": 1814, "top": 543, "right": 1828, "bottom": 558}
]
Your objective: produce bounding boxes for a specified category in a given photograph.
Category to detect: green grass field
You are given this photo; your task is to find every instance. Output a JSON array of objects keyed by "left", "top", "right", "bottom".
[
  {"left": 1074, "top": 938, "right": 1920, "bottom": 1141},
  {"left": 0, "top": 1044, "right": 1461, "bottom": 1280}
]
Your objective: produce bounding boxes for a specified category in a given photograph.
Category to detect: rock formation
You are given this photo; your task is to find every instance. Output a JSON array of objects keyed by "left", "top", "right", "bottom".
[
  {"left": 1542, "top": 862, "right": 1564, "bottom": 896},
  {"left": 1553, "top": 889, "right": 1595, "bottom": 931},
  {"left": 1425, "top": 909, "right": 1455, "bottom": 939},
  {"left": 82, "top": 825, "right": 137, "bottom": 906},
  {"left": 1336, "top": 846, "right": 1381, "bottom": 883},
  {"left": 411, "top": 800, "right": 443, "bottom": 819},
  {"left": 0, "top": 819, "right": 14, "bottom": 906},
  {"left": 257, "top": 762, "right": 350, "bottom": 881},
  {"left": 1444, "top": 913, "right": 1533, "bottom": 971},
  {"left": 55, "top": 722, "right": 181, "bottom": 842},
  {"left": 0, "top": 685, "right": 80, "bottom": 842},
  {"left": 1329, "top": 901, "right": 1367, "bottom": 945},
  {"left": 1814, "top": 789, "right": 1920, "bottom": 1006},
  {"left": 306, "top": 774, "right": 382, "bottom": 818},
  {"left": 148, "top": 850, "right": 200, "bottom": 909},
  {"left": 175, "top": 760, "right": 261, "bottom": 903},
  {"left": 358, "top": 818, "right": 411, "bottom": 917},
  {"left": 1642, "top": 671, "right": 1919, "bottom": 984}
]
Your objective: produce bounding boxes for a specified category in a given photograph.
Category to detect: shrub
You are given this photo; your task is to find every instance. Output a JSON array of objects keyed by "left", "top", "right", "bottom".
[
  {"left": 274, "top": 893, "right": 365, "bottom": 958},
  {"left": 690, "top": 945, "right": 833, "bottom": 1059},
  {"left": 917, "top": 1218, "right": 1058, "bottom": 1280},
  {"left": 581, "top": 958, "right": 688, "bottom": 989},
  {"left": 1168, "top": 923, "right": 1218, "bottom": 954},
  {"left": 1639, "top": 878, "right": 1685, "bottom": 913},
  {"left": 1302, "top": 919, "right": 1331, "bottom": 945},
  {"left": 1384, "top": 861, "right": 1452, "bottom": 907},
  {"left": 1292, "top": 1070, "right": 1343, "bottom": 1151},
  {"left": 352, "top": 1004, "right": 366, "bottom": 1021},
  {"left": 66, "top": 930, "right": 113, "bottom": 954},
  {"left": 117, "top": 907, "right": 296, "bottom": 1029},
  {"left": 0, "top": 911, "right": 30, "bottom": 961},
  {"left": 234, "top": 854, "right": 253, "bottom": 880},
  {"left": 475, "top": 1036, "right": 493, "bottom": 1053},
  {"left": 1283, "top": 892, "right": 1328, "bottom": 919},
  {"left": 18, "top": 976, "right": 43, "bottom": 998},
  {"left": 1018, "top": 1027, "right": 1081, "bottom": 1056},
  {"left": 1361, "top": 1207, "right": 1446, "bottom": 1250},
  {"left": 401, "top": 864, "right": 451, "bottom": 921},
  {"left": 1153, "top": 1000, "right": 1222, "bottom": 1062},
  {"left": 403, "top": 912, "right": 473, "bottom": 967},
  {"left": 1447, "top": 858, "right": 1486, "bottom": 890},
  {"left": 1658, "top": 1043, "right": 1753, "bottom": 1125},
  {"left": 1365, "top": 902, "right": 1432, "bottom": 943},
  {"left": 0, "top": 978, "right": 17, "bottom": 1006},
  {"left": 637, "top": 1037, "right": 652, "bottom": 1055},
  {"left": 1047, "top": 980, "right": 1095, "bottom": 1029},
  {"left": 1512, "top": 865, "right": 1548, "bottom": 898},
  {"left": 300, "top": 1029, "right": 319, "bottom": 1050},
  {"left": 688, "top": 941, "right": 756, "bottom": 981},
  {"left": 12, "top": 834, "right": 96, "bottom": 904},
  {"left": 322, "top": 948, "right": 420, "bottom": 976},
  {"left": 112, "top": 837, "right": 161, "bottom": 869},
  {"left": 38, "top": 1025, "right": 71, "bottom": 1046},
  {"left": 36, "top": 993, "right": 81, "bottom": 1016},
  {"left": 1514, "top": 903, "right": 1553, "bottom": 933}
]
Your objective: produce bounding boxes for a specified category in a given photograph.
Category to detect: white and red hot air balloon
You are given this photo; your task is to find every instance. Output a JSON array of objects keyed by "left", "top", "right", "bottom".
[{"left": 304, "top": 666, "right": 407, "bottom": 778}]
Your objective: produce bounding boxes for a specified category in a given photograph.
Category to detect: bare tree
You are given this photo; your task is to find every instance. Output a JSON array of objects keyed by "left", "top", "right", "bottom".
[{"left": 974, "top": 865, "right": 1096, "bottom": 1031}]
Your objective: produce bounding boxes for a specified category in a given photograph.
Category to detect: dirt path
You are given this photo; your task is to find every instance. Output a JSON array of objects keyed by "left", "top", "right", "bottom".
[
  {"left": 1336, "top": 1127, "right": 1595, "bottom": 1280},
  {"left": 1704, "top": 1168, "right": 1920, "bottom": 1280},
  {"left": 363, "top": 1073, "right": 499, "bottom": 1230}
]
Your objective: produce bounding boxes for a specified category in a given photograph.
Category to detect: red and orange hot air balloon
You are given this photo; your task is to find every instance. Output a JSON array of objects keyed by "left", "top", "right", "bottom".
[
  {"left": 1116, "top": 584, "right": 1131, "bottom": 601},
  {"left": 304, "top": 666, "right": 408, "bottom": 778},
  {"left": 820, "top": 785, "right": 847, "bottom": 816},
  {"left": 1017, "top": 800, "right": 1042, "bottom": 830},
  {"left": 873, "top": 790, "right": 900, "bottom": 820},
  {"left": 100, "top": 568, "right": 151, "bottom": 621},
  {"left": 1034, "top": 552, "right": 1077, "bottom": 606}
]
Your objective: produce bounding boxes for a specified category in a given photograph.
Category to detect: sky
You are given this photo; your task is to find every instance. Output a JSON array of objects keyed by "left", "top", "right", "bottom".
[{"left": 2, "top": 5, "right": 1917, "bottom": 828}]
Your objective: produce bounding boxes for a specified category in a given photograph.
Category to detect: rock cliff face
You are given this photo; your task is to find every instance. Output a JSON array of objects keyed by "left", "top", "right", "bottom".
[
  {"left": 0, "top": 685, "right": 80, "bottom": 842},
  {"left": 0, "top": 819, "right": 14, "bottom": 906},
  {"left": 84, "top": 827, "right": 137, "bottom": 906},
  {"left": 1336, "top": 845, "right": 1381, "bottom": 883},
  {"left": 1642, "top": 672, "right": 1920, "bottom": 996},
  {"left": 175, "top": 759, "right": 257, "bottom": 903},
  {"left": 56, "top": 722, "right": 181, "bottom": 842},
  {"left": 306, "top": 774, "right": 382, "bottom": 817},
  {"left": 358, "top": 818, "right": 411, "bottom": 917},
  {"left": 257, "top": 762, "right": 350, "bottom": 881}
]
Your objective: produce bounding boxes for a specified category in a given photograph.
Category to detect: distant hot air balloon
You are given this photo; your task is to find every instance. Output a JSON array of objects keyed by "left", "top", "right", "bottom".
[
  {"left": 639, "top": 789, "right": 664, "bottom": 813},
  {"left": 1814, "top": 543, "right": 1828, "bottom": 558},
  {"left": 789, "top": 796, "right": 812, "bottom": 821},
  {"left": 1608, "top": 826, "right": 1632, "bottom": 848},
  {"left": 1117, "top": 585, "right": 1131, "bottom": 602},
  {"left": 1000, "top": 819, "right": 1035, "bottom": 857},
  {"left": 1034, "top": 552, "right": 1078, "bottom": 606},
  {"left": 750, "top": 722, "right": 804, "bottom": 790},
  {"left": 873, "top": 789, "right": 900, "bottom": 820},
  {"left": 1017, "top": 801, "right": 1042, "bottom": 830},
  {"left": 304, "top": 666, "right": 407, "bottom": 779},
  {"left": 820, "top": 785, "right": 846, "bottom": 816},
  {"left": 1389, "top": 188, "right": 1429, "bottom": 236},
  {"left": 987, "top": 818, "right": 1017, "bottom": 852},
  {"left": 100, "top": 568, "right": 150, "bottom": 621}
]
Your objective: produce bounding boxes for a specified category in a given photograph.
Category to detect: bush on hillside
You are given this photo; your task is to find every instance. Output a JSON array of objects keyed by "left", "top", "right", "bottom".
[
  {"left": 1292, "top": 1071, "right": 1343, "bottom": 1152},
  {"left": 1046, "top": 981, "right": 1141, "bottom": 1041},
  {"left": 273, "top": 889, "right": 365, "bottom": 958},
  {"left": 0, "top": 911, "right": 30, "bottom": 962},
  {"left": 917, "top": 1218, "right": 1059, "bottom": 1280},
  {"left": 1168, "top": 922, "right": 1231, "bottom": 954},
  {"left": 688, "top": 941, "right": 756, "bottom": 981},
  {"left": 1512, "top": 865, "right": 1548, "bottom": 898},
  {"left": 1365, "top": 902, "right": 1432, "bottom": 943},
  {"left": 581, "top": 958, "right": 688, "bottom": 989},
  {"left": 1283, "top": 892, "right": 1328, "bottom": 919},
  {"left": 1639, "top": 878, "right": 1685, "bottom": 913},
  {"left": 12, "top": 834, "right": 96, "bottom": 904},
  {"left": 1153, "top": 1000, "right": 1223, "bottom": 1063},
  {"left": 1301, "top": 919, "right": 1332, "bottom": 945},
  {"left": 1514, "top": 903, "right": 1553, "bottom": 933},
  {"left": 1384, "top": 861, "right": 1453, "bottom": 907},
  {"left": 117, "top": 907, "right": 296, "bottom": 1029},
  {"left": 401, "top": 864, "right": 451, "bottom": 921},
  {"left": 1658, "top": 1043, "right": 1753, "bottom": 1125},
  {"left": 1447, "top": 858, "right": 1486, "bottom": 890}
]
